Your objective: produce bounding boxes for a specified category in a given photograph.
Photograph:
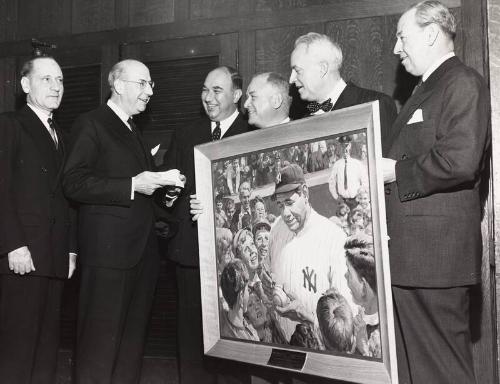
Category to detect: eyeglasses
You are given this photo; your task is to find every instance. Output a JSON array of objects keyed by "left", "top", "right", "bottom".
[{"left": 121, "top": 79, "right": 155, "bottom": 89}]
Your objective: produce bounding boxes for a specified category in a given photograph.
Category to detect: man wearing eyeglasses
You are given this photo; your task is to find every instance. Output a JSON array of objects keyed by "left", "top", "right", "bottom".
[{"left": 63, "top": 59, "right": 182, "bottom": 383}]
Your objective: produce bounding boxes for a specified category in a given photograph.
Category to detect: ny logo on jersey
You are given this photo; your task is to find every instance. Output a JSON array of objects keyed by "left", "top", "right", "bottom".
[{"left": 302, "top": 266, "right": 317, "bottom": 293}]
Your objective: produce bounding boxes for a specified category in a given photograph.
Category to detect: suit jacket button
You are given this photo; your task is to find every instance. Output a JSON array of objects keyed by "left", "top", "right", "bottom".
[
  {"left": 41, "top": 167, "right": 48, "bottom": 172},
  {"left": 385, "top": 186, "right": 391, "bottom": 195},
  {"left": 401, "top": 154, "right": 408, "bottom": 160}
]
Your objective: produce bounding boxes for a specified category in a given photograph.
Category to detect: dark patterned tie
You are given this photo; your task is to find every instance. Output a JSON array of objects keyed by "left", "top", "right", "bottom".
[
  {"left": 212, "top": 121, "right": 221, "bottom": 141},
  {"left": 47, "top": 118, "right": 58, "bottom": 148},
  {"left": 306, "top": 98, "right": 333, "bottom": 114},
  {"left": 344, "top": 157, "right": 348, "bottom": 190}
]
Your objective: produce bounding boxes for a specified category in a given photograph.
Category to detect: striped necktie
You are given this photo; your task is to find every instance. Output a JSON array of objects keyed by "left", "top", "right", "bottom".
[{"left": 47, "top": 118, "right": 58, "bottom": 148}]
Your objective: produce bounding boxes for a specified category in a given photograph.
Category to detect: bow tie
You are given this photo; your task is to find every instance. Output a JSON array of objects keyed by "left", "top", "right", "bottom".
[{"left": 307, "top": 98, "right": 333, "bottom": 113}]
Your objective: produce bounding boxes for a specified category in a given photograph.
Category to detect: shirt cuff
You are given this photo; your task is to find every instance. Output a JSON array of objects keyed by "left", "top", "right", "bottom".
[{"left": 130, "top": 177, "right": 135, "bottom": 200}]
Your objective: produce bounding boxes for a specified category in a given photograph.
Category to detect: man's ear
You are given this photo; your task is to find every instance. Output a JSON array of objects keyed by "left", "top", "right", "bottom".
[
  {"left": 426, "top": 23, "right": 440, "bottom": 46},
  {"left": 319, "top": 60, "right": 329, "bottom": 78},
  {"left": 20, "top": 77, "right": 30, "bottom": 94},
  {"left": 113, "top": 78, "right": 124, "bottom": 95},
  {"left": 302, "top": 184, "right": 309, "bottom": 201},
  {"left": 233, "top": 88, "right": 243, "bottom": 104},
  {"left": 271, "top": 93, "right": 283, "bottom": 110}
]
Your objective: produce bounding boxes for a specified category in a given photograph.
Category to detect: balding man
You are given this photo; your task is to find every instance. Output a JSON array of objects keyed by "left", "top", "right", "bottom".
[
  {"left": 289, "top": 32, "right": 396, "bottom": 145},
  {"left": 64, "top": 59, "right": 181, "bottom": 383},
  {"left": 244, "top": 72, "right": 291, "bottom": 129},
  {"left": 383, "top": 2, "right": 490, "bottom": 383},
  {"left": 0, "top": 56, "right": 77, "bottom": 384}
]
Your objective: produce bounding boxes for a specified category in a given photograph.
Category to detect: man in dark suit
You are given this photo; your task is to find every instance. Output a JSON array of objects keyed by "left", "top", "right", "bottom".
[
  {"left": 382, "top": 2, "right": 490, "bottom": 383},
  {"left": 0, "top": 56, "right": 77, "bottom": 383},
  {"left": 63, "top": 59, "right": 181, "bottom": 384},
  {"left": 165, "top": 66, "right": 249, "bottom": 383},
  {"left": 289, "top": 32, "right": 397, "bottom": 141}
]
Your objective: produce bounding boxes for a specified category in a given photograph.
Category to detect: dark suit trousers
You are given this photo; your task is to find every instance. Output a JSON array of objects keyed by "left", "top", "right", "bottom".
[
  {"left": 75, "top": 230, "right": 160, "bottom": 384},
  {"left": 0, "top": 274, "right": 64, "bottom": 384},
  {"left": 392, "top": 286, "right": 476, "bottom": 384}
]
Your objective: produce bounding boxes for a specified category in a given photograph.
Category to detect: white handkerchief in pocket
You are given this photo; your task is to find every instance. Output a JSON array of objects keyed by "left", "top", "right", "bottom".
[
  {"left": 407, "top": 108, "right": 423, "bottom": 124},
  {"left": 151, "top": 144, "right": 160, "bottom": 156}
]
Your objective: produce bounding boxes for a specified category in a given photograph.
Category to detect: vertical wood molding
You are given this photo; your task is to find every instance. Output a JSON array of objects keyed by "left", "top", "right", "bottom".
[
  {"left": 220, "top": 33, "right": 239, "bottom": 69},
  {"left": 0, "top": 57, "right": 16, "bottom": 113},
  {"left": 488, "top": 0, "right": 500, "bottom": 382},
  {"left": 461, "top": 0, "right": 489, "bottom": 77},
  {"left": 237, "top": 31, "right": 255, "bottom": 92}
]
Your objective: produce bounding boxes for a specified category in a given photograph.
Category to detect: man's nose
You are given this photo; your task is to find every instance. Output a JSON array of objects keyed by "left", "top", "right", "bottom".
[
  {"left": 393, "top": 39, "right": 401, "bottom": 55},
  {"left": 243, "top": 97, "right": 250, "bottom": 109},
  {"left": 289, "top": 70, "right": 297, "bottom": 84},
  {"left": 204, "top": 90, "right": 214, "bottom": 101},
  {"left": 50, "top": 79, "right": 61, "bottom": 91}
]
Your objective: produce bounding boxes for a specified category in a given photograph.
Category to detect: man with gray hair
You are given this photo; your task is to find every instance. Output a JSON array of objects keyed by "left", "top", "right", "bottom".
[
  {"left": 289, "top": 32, "right": 396, "bottom": 143},
  {"left": 383, "top": 1, "right": 490, "bottom": 383},
  {"left": 244, "top": 72, "right": 291, "bottom": 129},
  {"left": 64, "top": 59, "right": 182, "bottom": 383}
]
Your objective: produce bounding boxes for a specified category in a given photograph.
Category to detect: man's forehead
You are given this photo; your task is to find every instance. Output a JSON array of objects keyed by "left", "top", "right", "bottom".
[
  {"left": 124, "top": 63, "right": 150, "bottom": 79},
  {"left": 204, "top": 68, "right": 231, "bottom": 88},
  {"left": 397, "top": 9, "right": 417, "bottom": 34},
  {"left": 31, "top": 58, "right": 62, "bottom": 76}
]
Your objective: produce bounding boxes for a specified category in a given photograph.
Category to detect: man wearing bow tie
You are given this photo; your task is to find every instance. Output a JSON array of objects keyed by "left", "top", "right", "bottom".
[
  {"left": 165, "top": 66, "right": 249, "bottom": 383},
  {"left": 0, "top": 56, "right": 77, "bottom": 383},
  {"left": 382, "top": 2, "right": 490, "bottom": 383},
  {"left": 289, "top": 32, "right": 396, "bottom": 140}
]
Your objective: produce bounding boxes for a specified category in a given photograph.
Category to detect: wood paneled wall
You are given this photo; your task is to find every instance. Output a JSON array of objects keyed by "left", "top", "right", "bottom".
[{"left": 0, "top": 0, "right": 496, "bottom": 381}]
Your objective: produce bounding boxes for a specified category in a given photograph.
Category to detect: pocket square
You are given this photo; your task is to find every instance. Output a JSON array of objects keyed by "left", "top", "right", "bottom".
[
  {"left": 151, "top": 144, "right": 160, "bottom": 156},
  {"left": 407, "top": 109, "right": 423, "bottom": 124}
]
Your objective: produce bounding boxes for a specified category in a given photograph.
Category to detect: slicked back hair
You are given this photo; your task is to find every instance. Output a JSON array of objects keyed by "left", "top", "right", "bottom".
[
  {"left": 294, "top": 32, "right": 343, "bottom": 70},
  {"left": 411, "top": 0, "right": 456, "bottom": 39},
  {"left": 20, "top": 56, "right": 57, "bottom": 78}
]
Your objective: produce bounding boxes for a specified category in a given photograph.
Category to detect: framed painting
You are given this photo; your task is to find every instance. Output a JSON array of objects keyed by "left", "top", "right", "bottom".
[{"left": 194, "top": 102, "right": 397, "bottom": 383}]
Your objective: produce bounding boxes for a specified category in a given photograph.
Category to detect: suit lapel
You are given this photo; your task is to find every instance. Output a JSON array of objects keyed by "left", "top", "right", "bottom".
[
  {"left": 386, "top": 57, "right": 461, "bottom": 155},
  {"left": 333, "top": 83, "right": 355, "bottom": 111},
  {"left": 224, "top": 113, "right": 248, "bottom": 138},
  {"left": 17, "top": 106, "right": 62, "bottom": 190},
  {"left": 102, "top": 106, "right": 150, "bottom": 170}
]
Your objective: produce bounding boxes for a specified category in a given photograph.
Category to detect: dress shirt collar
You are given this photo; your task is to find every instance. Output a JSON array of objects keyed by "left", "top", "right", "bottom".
[
  {"left": 27, "top": 103, "right": 52, "bottom": 129},
  {"left": 211, "top": 109, "right": 239, "bottom": 138},
  {"left": 422, "top": 52, "right": 455, "bottom": 82},
  {"left": 312, "top": 78, "right": 347, "bottom": 115},
  {"left": 107, "top": 99, "right": 132, "bottom": 130}
]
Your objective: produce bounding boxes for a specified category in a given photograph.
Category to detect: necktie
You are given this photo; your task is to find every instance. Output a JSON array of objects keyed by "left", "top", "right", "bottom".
[
  {"left": 344, "top": 157, "right": 348, "bottom": 190},
  {"left": 212, "top": 121, "right": 221, "bottom": 141},
  {"left": 411, "top": 78, "right": 423, "bottom": 95},
  {"left": 127, "top": 117, "right": 138, "bottom": 134},
  {"left": 306, "top": 98, "right": 333, "bottom": 113},
  {"left": 47, "top": 118, "right": 58, "bottom": 148}
]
